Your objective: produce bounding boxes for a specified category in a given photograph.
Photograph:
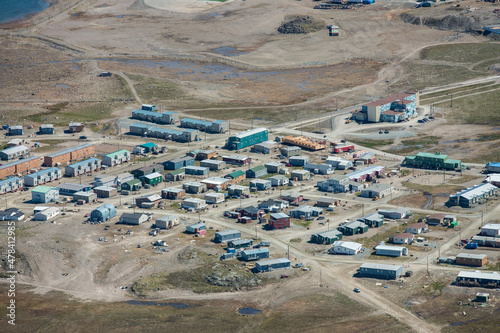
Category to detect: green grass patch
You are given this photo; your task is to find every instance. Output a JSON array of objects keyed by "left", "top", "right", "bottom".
[
  {"left": 132, "top": 260, "right": 264, "bottom": 295},
  {"left": 440, "top": 90, "right": 500, "bottom": 125},
  {"left": 403, "top": 182, "right": 463, "bottom": 196},
  {"left": 357, "top": 224, "right": 406, "bottom": 249},
  {"left": 289, "top": 238, "right": 302, "bottom": 243},
  {"left": 26, "top": 101, "right": 123, "bottom": 125},
  {"left": 292, "top": 219, "right": 312, "bottom": 228},
  {"left": 421, "top": 82, "right": 495, "bottom": 100},
  {"left": 349, "top": 139, "right": 394, "bottom": 149},
  {"left": 446, "top": 175, "right": 482, "bottom": 184},
  {"left": 420, "top": 43, "right": 500, "bottom": 64},
  {"left": 127, "top": 74, "right": 185, "bottom": 102},
  {"left": 400, "top": 63, "right": 485, "bottom": 91}
]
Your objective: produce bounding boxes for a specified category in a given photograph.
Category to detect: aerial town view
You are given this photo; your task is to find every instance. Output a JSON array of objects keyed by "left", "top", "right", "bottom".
[{"left": 0, "top": 0, "right": 500, "bottom": 331}]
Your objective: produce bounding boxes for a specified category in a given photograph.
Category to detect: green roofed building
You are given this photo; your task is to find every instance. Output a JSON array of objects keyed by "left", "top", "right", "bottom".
[
  {"left": 121, "top": 179, "right": 142, "bottom": 191},
  {"left": 403, "top": 152, "right": 461, "bottom": 170},
  {"left": 32, "top": 185, "right": 59, "bottom": 203},
  {"left": 140, "top": 142, "right": 157, "bottom": 153}
]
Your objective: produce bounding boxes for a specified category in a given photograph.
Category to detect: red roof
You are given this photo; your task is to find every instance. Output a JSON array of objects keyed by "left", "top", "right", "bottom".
[
  {"left": 365, "top": 92, "right": 416, "bottom": 107},
  {"left": 395, "top": 232, "right": 414, "bottom": 239},
  {"left": 408, "top": 222, "right": 427, "bottom": 229}
]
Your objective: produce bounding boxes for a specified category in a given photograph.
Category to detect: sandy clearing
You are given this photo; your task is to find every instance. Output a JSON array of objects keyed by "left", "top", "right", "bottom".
[{"left": 144, "top": 0, "right": 234, "bottom": 13}]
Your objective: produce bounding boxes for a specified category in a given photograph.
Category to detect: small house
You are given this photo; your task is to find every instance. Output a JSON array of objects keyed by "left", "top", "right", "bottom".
[
  {"left": 183, "top": 182, "right": 207, "bottom": 194},
  {"left": 185, "top": 222, "right": 206, "bottom": 234},
  {"left": 182, "top": 198, "right": 207, "bottom": 210},
  {"left": 265, "top": 162, "right": 285, "bottom": 174},
  {"left": 375, "top": 243, "right": 408, "bottom": 257},
  {"left": 329, "top": 241, "right": 362, "bottom": 255},
  {"left": 359, "top": 263, "right": 403, "bottom": 280},
  {"left": 291, "top": 170, "right": 310, "bottom": 181},
  {"left": 164, "top": 169, "right": 185, "bottom": 182},
  {"left": 200, "top": 159, "right": 226, "bottom": 171},
  {"left": 426, "top": 214, "right": 445, "bottom": 226},
  {"left": 121, "top": 179, "right": 142, "bottom": 192},
  {"left": 255, "top": 258, "right": 290, "bottom": 272},
  {"left": 161, "top": 187, "right": 186, "bottom": 200},
  {"left": 289, "top": 156, "right": 309, "bottom": 167},
  {"left": 391, "top": 232, "right": 415, "bottom": 244},
  {"left": 246, "top": 165, "right": 267, "bottom": 178},
  {"left": 135, "top": 194, "right": 162, "bottom": 208},
  {"left": 38, "top": 124, "right": 54, "bottom": 135},
  {"left": 155, "top": 215, "right": 179, "bottom": 229},
  {"left": 337, "top": 221, "right": 368, "bottom": 236},
  {"left": 289, "top": 205, "right": 323, "bottom": 219},
  {"left": 250, "top": 179, "right": 272, "bottom": 191},
  {"left": 33, "top": 207, "right": 60, "bottom": 221},
  {"left": 269, "top": 175, "right": 289, "bottom": 187},
  {"left": 241, "top": 248, "right": 269, "bottom": 261},
  {"left": 227, "top": 239, "right": 253, "bottom": 249},
  {"left": 185, "top": 166, "right": 210, "bottom": 176},
  {"left": 456, "top": 253, "right": 487, "bottom": 267},
  {"left": 359, "top": 213, "right": 384, "bottom": 228},
  {"left": 73, "top": 191, "right": 97, "bottom": 203},
  {"left": 140, "top": 172, "right": 163, "bottom": 185},
  {"left": 227, "top": 184, "right": 250, "bottom": 197},
  {"left": 225, "top": 170, "right": 246, "bottom": 183},
  {"left": 406, "top": 222, "right": 428, "bottom": 235},
  {"left": 204, "top": 192, "right": 225, "bottom": 204},
  {"left": 310, "top": 230, "right": 343, "bottom": 245}
]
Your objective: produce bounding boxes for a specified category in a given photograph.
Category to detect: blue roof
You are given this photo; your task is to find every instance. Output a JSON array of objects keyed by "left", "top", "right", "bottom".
[
  {"left": 149, "top": 127, "right": 183, "bottom": 135},
  {"left": 162, "top": 111, "right": 177, "bottom": 115},
  {"left": 0, "top": 177, "right": 22, "bottom": 186},
  {"left": 141, "top": 142, "right": 157, "bottom": 148},
  {"left": 181, "top": 118, "right": 213, "bottom": 127},
  {"left": 67, "top": 158, "right": 100, "bottom": 168},
  {"left": 183, "top": 129, "right": 197, "bottom": 133},
  {"left": 24, "top": 167, "right": 60, "bottom": 179},
  {"left": 242, "top": 248, "right": 269, "bottom": 255},
  {"left": 130, "top": 123, "right": 152, "bottom": 129},
  {"left": 487, "top": 162, "right": 500, "bottom": 168},
  {"left": 133, "top": 109, "right": 162, "bottom": 118}
]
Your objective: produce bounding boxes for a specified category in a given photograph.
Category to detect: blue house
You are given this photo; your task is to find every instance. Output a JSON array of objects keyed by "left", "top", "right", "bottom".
[
  {"left": 185, "top": 166, "right": 210, "bottom": 176},
  {"left": 359, "top": 263, "right": 403, "bottom": 280},
  {"left": 163, "top": 156, "right": 195, "bottom": 170},
  {"left": 241, "top": 248, "right": 270, "bottom": 261},
  {"left": 90, "top": 203, "right": 117, "bottom": 222}
]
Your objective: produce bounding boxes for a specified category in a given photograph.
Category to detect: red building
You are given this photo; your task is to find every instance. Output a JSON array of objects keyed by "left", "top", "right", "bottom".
[
  {"left": 235, "top": 206, "right": 265, "bottom": 220},
  {"left": 268, "top": 213, "right": 290, "bottom": 230},
  {"left": 222, "top": 155, "right": 252, "bottom": 166}
]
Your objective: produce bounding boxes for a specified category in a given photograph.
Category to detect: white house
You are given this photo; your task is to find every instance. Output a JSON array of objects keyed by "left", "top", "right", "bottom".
[
  {"left": 481, "top": 223, "right": 500, "bottom": 237},
  {"left": 33, "top": 207, "right": 60, "bottom": 221},
  {"left": 204, "top": 192, "right": 225, "bottom": 204},
  {"left": 182, "top": 198, "right": 207, "bottom": 210},
  {"left": 406, "top": 222, "right": 428, "bottom": 234},
  {"left": 391, "top": 232, "right": 415, "bottom": 244},
  {"left": 329, "top": 241, "right": 363, "bottom": 255},
  {"left": 119, "top": 213, "right": 149, "bottom": 225}
]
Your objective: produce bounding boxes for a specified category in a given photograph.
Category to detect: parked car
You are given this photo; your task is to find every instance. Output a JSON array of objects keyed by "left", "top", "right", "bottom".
[
  {"left": 379, "top": 130, "right": 383, "bottom": 134},
  {"left": 317, "top": 216, "right": 325, "bottom": 220},
  {"left": 280, "top": 274, "right": 289, "bottom": 279},
  {"left": 79, "top": 136, "right": 87, "bottom": 140},
  {"left": 353, "top": 288, "right": 361, "bottom": 293},
  {"left": 384, "top": 130, "right": 389, "bottom": 134},
  {"left": 293, "top": 263, "right": 303, "bottom": 268}
]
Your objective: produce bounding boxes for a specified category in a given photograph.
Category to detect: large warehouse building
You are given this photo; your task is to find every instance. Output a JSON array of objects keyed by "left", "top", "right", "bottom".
[
  {"left": 403, "top": 152, "right": 461, "bottom": 170},
  {"left": 353, "top": 91, "right": 419, "bottom": 123}
]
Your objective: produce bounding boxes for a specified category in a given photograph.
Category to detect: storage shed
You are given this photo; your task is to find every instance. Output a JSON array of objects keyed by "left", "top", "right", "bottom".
[{"left": 119, "top": 213, "right": 149, "bottom": 225}]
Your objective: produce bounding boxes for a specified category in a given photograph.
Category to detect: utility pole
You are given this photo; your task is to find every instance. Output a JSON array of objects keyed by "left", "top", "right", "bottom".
[
  {"left": 450, "top": 92, "right": 453, "bottom": 107},
  {"left": 287, "top": 242, "right": 290, "bottom": 260},
  {"left": 426, "top": 257, "right": 429, "bottom": 276},
  {"left": 481, "top": 211, "right": 484, "bottom": 227},
  {"left": 255, "top": 226, "right": 258, "bottom": 239},
  {"left": 320, "top": 269, "right": 322, "bottom": 286},
  {"left": 443, "top": 168, "right": 445, "bottom": 183},
  {"left": 336, "top": 98, "right": 338, "bottom": 111},
  {"left": 362, "top": 203, "right": 365, "bottom": 216},
  {"left": 327, "top": 221, "right": 330, "bottom": 231}
]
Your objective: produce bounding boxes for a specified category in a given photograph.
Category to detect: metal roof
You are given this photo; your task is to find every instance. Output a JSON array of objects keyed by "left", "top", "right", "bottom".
[
  {"left": 104, "top": 149, "right": 129, "bottom": 158},
  {"left": 229, "top": 239, "right": 253, "bottom": 245},
  {"left": 216, "top": 229, "right": 241, "bottom": 236},
  {"left": 93, "top": 186, "right": 115, "bottom": 191},
  {"left": 25, "top": 167, "right": 60, "bottom": 179},
  {"left": 270, "top": 213, "right": 289, "bottom": 219},
  {"left": 375, "top": 244, "right": 406, "bottom": 251},
  {"left": 187, "top": 222, "right": 205, "bottom": 229},
  {"left": 201, "top": 159, "right": 224, "bottom": 164},
  {"left": 143, "top": 172, "right": 163, "bottom": 179},
  {"left": 242, "top": 248, "right": 269, "bottom": 255},
  {"left": 360, "top": 263, "right": 403, "bottom": 271},
  {"left": 457, "top": 270, "right": 500, "bottom": 281},
  {"left": 73, "top": 191, "right": 96, "bottom": 198},
  {"left": 232, "top": 127, "right": 267, "bottom": 139},
  {"left": 332, "top": 241, "right": 362, "bottom": 251},
  {"left": 67, "top": 158, "right": 100, "bottom": 168},
  {"left": 347, "top": 165, "right": 384, "bottom": 180},
  {"left": 415, "top": 152, "right": 448, "bottom": 160},
  {"left": 256, "top": 258, "right": 290, "bottom": 265},
  {"left": 46, "top": 143, "right": 94, "bottom": 158},
  {"left": 315, "top": 230, "right": 342, "bottom": 238},
  {"left": 482, "top": 223, "right": 500, "bottom": 230},
  {"left": 201, "top": 177, "right": 229, "bottom": 185},
  {"left": 32, "top": 185, "right": 57, "bottom": 194},
  {"left": 57, "top": 183, "right": 90, "bottom": 191},
  {"left": 162, "top": 187, "right": 184, "bottom": 193},
  {"left": 451, "top": 183, "right": 498, "bottom": 200},
  {"left": 156, "top": 214, "right": 179, "bottom": 221},
  {"left": 181, "top": 117, "right": 213, "bottom": 127},
  {"left": 131, "top": 123, "right": 153, "bottom": 129},
  {"left": 0, "top": 177, "right": 22, "bottom": 186},
  {"left": 0, "top": 156, "right": 41, "bottom": 170},
  {"left": 1, "top": 145, "right": 29, "bottom": 155},
  {"left": 141, "top": 142, "right": 157, "bottom": 148},
  {"left": 456, "top": 253, "right": 487, "bottom": 260},
  {"left": 486, "top": 162, "right": 500, "bottom": 168}
]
